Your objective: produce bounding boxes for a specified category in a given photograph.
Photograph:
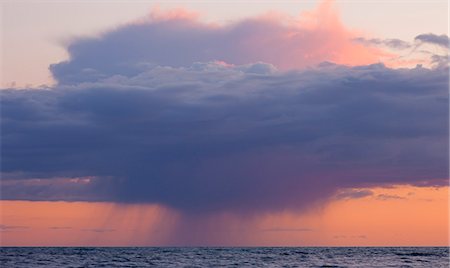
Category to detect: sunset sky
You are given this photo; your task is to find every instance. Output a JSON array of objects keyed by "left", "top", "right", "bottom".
[{"left": 1, "top": 0, "right": 448, "bottom": 246}]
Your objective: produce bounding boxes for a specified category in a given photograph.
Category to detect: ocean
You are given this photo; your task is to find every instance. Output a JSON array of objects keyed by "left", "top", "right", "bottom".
[{"left": 0, "top": 247, "right": 448, "bottom": 267}]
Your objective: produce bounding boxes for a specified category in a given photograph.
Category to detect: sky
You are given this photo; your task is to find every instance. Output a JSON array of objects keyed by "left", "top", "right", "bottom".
[
  {"left": 1, "top": 0, "right": 448, "bottom": 87},
  {"left": 0, "top": 0, "right": 449, "bottom": 246}
]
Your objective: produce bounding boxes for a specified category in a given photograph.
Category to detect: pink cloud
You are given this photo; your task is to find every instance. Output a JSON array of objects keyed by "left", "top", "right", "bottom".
[
  {"left": 234, "top": 0, "right": 388, "bottom": 69},
  {"left": 141, "top": 0, "right": 388, "bottom": 70},
  {"left": 51, "top": 0, "right": 398, "bottom": 84}
]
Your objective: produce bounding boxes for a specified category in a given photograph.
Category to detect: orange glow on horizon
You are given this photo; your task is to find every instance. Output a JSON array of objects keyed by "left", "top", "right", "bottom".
[
  {"left": 1, "top": 185, "right": 448, "bottom": 246},
  {"left": 0, "top": 202, "right": 178, "bottom": 246}
]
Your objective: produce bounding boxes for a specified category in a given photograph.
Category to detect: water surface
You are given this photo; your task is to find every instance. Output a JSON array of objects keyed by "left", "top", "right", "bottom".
[{"left": 1, "top": 247, "right": 448, "bottom": 267}]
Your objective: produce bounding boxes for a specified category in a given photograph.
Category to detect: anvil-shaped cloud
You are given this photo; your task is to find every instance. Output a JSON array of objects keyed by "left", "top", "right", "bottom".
[
  {"left": 49, "top": 0, "right": 385, "bottom": 84},
  {"left": 1, "top": 1, "right": 448, "bottom": 215}
]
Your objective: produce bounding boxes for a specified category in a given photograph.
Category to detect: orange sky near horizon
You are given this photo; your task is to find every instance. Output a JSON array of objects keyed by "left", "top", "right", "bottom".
[{"left": 1, "top": 184, "right": 448, "bottom": 246}]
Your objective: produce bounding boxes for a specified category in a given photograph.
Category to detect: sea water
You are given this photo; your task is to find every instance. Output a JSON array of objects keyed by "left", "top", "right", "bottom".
[{"left": 1, "top": 247, "right": 448, "bottom": 267}]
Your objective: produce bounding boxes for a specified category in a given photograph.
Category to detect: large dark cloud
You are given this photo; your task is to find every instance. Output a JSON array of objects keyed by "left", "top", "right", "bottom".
[
  {"left": 1, "top": 4, "right": 449, "bottom": 213},
  {"left": 1, "top": 61, "right": 448, "bottom": 213}
]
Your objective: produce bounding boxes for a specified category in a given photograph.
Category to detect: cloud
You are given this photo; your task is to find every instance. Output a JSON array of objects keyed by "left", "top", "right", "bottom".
[
  {"left": 0, "top": 225, "right": 29, "bottom": 232},
  {"left": 1, "top": 0, "right": 448, "bottom": 215},
  {"left": 353, "top": 37, "right": 412, "bottom": 50},
  {"left": 430, "top": 55, "right": 449, "bottom": 69},
  {"left": 81, "top": 228, "right": 115, "bottom": 233},
  {"left": 49, "top": 0, "right": 383, "bottom": 84},
  {"left": 415, "top": 33, "right": 449, "bottom": 48},
  {"left": 0, "top": 177, "right": 103, "bottom": 202},
  {"left": 376, "top": 194, "right": 406, "bottom": 201},
  {"left": 333, "top": 235, "right": 367, "bottom": 239},
  {"left": 354, "top": 35, "right": 449, "bottom": 69},
  {"left": 49, "top": 226, "right": 73, "bottom": 230},
  {"left": 335, "top": 189, "right": 374, "bottom": 200},
  {"left": 260, "top": 228, "right": 313, "bottom": 232},
  {"left": 1, "top": 61, "right": 448, "bottom": 214}
]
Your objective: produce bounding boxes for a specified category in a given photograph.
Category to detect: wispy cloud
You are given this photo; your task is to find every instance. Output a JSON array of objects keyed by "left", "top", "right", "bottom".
[
  {"left": 260, "top": 228, "right": 313, "bottom": 232},
  {"left": 415, "top": 33, "right": 449, "bottom": 48},
  {"left": 49, "top": 226, "right": 73, "bottom": 230},
  {"left": 376, "top": 194, "right": 406, "bottom": 201},
  {"left": 353, "top": 37, "right": 412, "bottom": 50},
  {"left": 335, "top": 190, "right": 374, "bottom": 200},
  {"left": 81, "top": 228, "right": 115, "bottom": 233},
  {"left": 0, "top": 225, "right": 29, "bottom": 232}
]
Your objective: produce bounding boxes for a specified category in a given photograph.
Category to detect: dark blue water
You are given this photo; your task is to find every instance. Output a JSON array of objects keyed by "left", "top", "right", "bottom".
[{"left": 0, "top": 247, "right": 448, "bottom": 267}]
